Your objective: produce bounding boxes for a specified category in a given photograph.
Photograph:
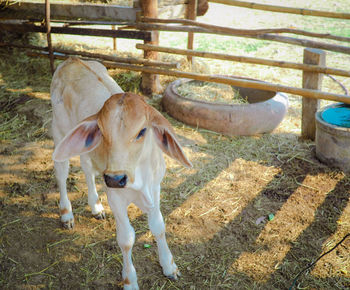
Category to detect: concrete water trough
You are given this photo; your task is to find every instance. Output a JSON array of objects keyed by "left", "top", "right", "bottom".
[
  {"left": 162, "top": 78, "right": 289, "bottom": 136},
  {"left": 316, "top": 103, "right": 350, "bottom": 172}
]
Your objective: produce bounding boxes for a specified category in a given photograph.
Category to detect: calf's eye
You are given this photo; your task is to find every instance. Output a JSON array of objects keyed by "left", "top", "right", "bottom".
[{"left": 136, "top": 128, "right": 147, "bottom": 140}]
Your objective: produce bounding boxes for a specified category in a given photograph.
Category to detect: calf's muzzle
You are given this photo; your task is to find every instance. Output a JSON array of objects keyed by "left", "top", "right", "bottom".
[{"left": 104, "top": 173, "right": 128, "bottom": 188}]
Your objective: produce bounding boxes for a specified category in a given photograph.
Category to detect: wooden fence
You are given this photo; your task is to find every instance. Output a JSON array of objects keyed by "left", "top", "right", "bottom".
[{"left": 1, "top": 0, "right": 349, "bottom": 139}]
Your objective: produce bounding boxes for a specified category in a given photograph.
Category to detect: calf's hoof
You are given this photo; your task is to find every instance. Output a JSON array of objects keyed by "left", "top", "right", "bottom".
[
  {"left": 164, "top": 263, "right": 181, "bottom": 281},
  {"left": 61, "top": 211, "right": 74, "bottom": 229},
  {"left": 62, "top": 219, "right": 74, "bottom": 230},
  {"left": 166, "top": 269, "right": 181, "bottom": 281},
  {"left": 123, "top": 284, "right": 139, "bottom": 290},
  {"left": 122, "top": 278, "right": 139, "bottom": 290},
  {"left": 93, "top": 211, "right": 106, "bottom": 220}
]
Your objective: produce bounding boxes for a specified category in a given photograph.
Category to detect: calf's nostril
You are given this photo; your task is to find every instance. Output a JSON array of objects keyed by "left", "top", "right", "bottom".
[
  {"left": 104, "top": 173, "right": 128, "bottom": 188},
  {"left": 118, "top": 175, "right": 127, "bottom": 187}
]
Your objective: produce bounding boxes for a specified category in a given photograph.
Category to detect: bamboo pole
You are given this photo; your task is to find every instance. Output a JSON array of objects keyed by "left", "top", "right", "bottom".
[
  {"left": 90, "top": 61, "right": 350, "bottom": 104},
  {"left": 209, "top": 0, "right": 350, "bottom": 20},
  {"left": 142, "top": 17, "right": 350, "bottom": 43},
  {"left": 45, "top": 0, "right": 55, "bottom": 74},
  {"left": 256, "top": 34, "right": 350, "bottom": 55},
  {"left": 186, "top": 0, "right": 197, "bottom": 63},
  {"left": 53, "top": 48, "right": 179, "bottom": 68},
  {"left": 135, "top": 23, "right": 350, "bottom": 55},
  {"left": 30, "top": 50, "right": 350, "bottom": 104},
  {"left": 136, "top": 44, "right": 350, "bottom": 78},
  {"left": 27, "top": 51, "right": 179, "bottom": 71},
  {"left": 0, "top": 42, "right": 179, "bottom": 68}
]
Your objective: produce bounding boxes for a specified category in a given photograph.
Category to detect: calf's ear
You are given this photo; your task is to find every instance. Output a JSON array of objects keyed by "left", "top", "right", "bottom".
[
  {"left": 53, "top": 116, "right": 102, "bottom": 162},
  {"left": 149, "top": 107, "right": 192, "bottom": 168}
]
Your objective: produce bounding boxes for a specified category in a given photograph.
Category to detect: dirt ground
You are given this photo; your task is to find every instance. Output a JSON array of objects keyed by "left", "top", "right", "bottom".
[{"left": 1, "top": 45, "right": 350, "bottom": 290}]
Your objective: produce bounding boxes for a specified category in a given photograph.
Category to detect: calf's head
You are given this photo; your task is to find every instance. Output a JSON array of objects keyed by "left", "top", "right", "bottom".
[{"left": 53, "top": 93, "right": 192, "bottom": 188}]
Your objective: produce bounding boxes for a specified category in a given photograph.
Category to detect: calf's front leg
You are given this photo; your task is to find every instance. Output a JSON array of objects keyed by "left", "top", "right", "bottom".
[
  {"left": 107, "top": 190, "right": 138, "bottom": 290},
  {"left": 54, "top": 160, "right": 74, "bottom": 229},
  {"left": 148, "top": 186, "right": 180, "bottom": 280},
  {"left": 80, "top": 155, "right": 105, "bottom": 219}
]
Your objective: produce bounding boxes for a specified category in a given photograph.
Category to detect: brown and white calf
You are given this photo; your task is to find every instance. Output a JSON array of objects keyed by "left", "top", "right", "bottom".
[{"left": 51, "top": 57, "right": 192, "bottom": 289}]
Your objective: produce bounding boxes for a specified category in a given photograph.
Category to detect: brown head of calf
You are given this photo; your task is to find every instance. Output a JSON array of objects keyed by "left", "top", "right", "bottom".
[{"left": 52, "top": 93, "right": 192, "bottom": 188}]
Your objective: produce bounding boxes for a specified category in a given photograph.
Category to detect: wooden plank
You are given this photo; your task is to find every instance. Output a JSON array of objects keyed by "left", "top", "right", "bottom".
[
  {"left": 134, "top": 0, "right": 188, "bottom": 8},
  {"left": 136, "top": 44, "right": 350, "bottom": 78},
  {"left": 1, "top": 1, "right": 139, "bottom": 22},
  {"left": 301, "top": 48, "right": 326, "bottom": 140},
  {"left": 209, "top": 0, "right": 350, "bottom": 20},
  {"left": 0, "top": 21, "right": 151, "bottom": 40}
]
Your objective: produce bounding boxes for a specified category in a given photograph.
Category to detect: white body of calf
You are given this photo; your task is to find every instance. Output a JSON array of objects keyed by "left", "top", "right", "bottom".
[{"left": 51, "top": 57, "right": 192, "bottom": 289}]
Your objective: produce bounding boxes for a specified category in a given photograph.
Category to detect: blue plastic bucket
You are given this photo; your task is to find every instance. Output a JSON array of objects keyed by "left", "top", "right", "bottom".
[
  {"left": 316, "top": 103, "right": 350, "bottom": 172},
  {"left": 321, "top": 103, "right": 350, "bottom": 128}
]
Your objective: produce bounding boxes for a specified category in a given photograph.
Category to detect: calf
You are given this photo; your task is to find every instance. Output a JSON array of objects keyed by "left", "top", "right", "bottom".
[{"left": 51, "top": 57, "right": 192, "bottom": 289}]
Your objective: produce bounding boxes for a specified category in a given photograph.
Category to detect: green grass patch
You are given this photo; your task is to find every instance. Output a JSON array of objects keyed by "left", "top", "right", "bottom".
[{"left": 196, "top": 35, "right": 268, "bottom": 54}]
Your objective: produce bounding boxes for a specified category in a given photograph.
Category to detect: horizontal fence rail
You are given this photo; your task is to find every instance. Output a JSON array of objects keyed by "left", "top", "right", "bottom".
[
  {"left": 101, "top": 63, "right": 350, "bottom": 104},
  {"left": 135, "top": 22, "right": 350, "bottom": 55},
  {"left": 209, "top": 0, "right": 350, "bottom": 20},
  {"left": 30, "top": 55, "right": 346, "bottom": 104},
  {"left": 0, "top": 42, "right": 179, "bottom": 69},
  {"left": 141, "top": 17, "right": 350, "bottom": 43},
  {"left": 136, "top": 44, "right": 350, "bottom": 78},
  {"left": 0, "top": 21, "right": 152, "bottom": 41},
  {"left": 27, "top": 48, "right": 350, "bottom": 103}
]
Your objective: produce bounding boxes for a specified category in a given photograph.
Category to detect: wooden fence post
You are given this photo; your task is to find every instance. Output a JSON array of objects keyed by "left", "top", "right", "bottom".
[
  {"left": 45, "top": 0, "right": 55, "bottom": 75},
  {"left": 187, "top": 0, "right": 198, "bottom": 63},
  {"left": 141, "top": 0, "right": 161, "bottom": 95},
  {"left": 112, "top": 25, "right": 117, "bottom": 51},
  {"left": 301, "top": 48, "right": 326, "bottom": 140}
]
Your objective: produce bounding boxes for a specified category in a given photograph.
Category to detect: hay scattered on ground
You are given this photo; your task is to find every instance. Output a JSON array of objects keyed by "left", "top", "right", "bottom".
[
  {"left": 1, "top": 1, "right": 350, "bottom": 288},
  {"left": 176, "top": 81, "right": 248, "bottom": 104}
]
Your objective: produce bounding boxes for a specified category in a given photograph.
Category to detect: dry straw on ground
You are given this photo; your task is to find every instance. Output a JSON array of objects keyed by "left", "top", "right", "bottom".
[
  {"left": 1, "top": 1, "right": 350, "bottom": 288},
  {"left": 176, "top": 80, "right": 248, "bottom": 104}
]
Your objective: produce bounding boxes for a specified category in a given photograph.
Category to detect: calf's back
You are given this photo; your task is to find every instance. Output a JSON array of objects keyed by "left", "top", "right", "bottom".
[{"left": 51, "top": 57, "right": 123, "bottom": 135}]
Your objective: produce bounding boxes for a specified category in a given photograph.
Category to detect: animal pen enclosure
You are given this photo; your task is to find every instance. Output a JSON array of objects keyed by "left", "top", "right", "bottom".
[
  {"left": 1, "top": 0, "right": 350, "bottom": 138},
  {"left": 0, "top": 0, "right": 350, "bottom": 289}
]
